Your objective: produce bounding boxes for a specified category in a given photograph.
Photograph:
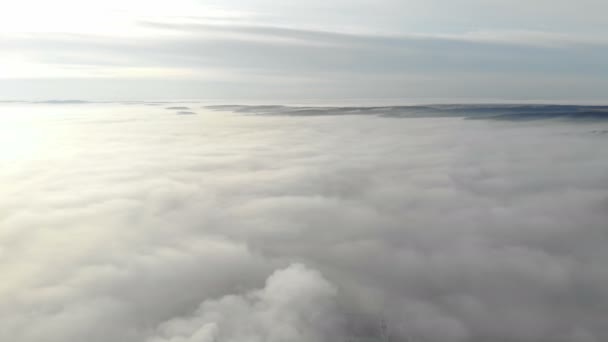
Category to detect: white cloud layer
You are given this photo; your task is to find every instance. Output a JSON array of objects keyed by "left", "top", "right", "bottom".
[
  {"left": 1, "top": 103, "right": 608, "bottom": 341},
  {"left": 149, "top": 264, "right": 338, "bottom": 342}
]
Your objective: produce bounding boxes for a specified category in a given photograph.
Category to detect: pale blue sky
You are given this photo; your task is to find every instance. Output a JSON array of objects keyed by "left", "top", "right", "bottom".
[{"left": 1, "top": 0, "right": 607, "bottom": 102}]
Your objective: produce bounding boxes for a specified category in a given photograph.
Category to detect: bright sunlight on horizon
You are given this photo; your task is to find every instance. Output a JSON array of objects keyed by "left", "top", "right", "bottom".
[{"left": 1, "top": 2, "right": 608, "bottom": 342}]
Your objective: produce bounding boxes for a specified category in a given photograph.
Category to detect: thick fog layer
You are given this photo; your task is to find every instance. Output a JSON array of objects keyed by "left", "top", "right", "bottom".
[{"left": 1, "top": 103, "right": 608, "bottom": 342}]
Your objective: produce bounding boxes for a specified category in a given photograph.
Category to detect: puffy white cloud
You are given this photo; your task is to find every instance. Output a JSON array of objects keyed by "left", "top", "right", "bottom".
[
  {"left": 1, "top": 103, "right": 608, "bottom": 341},
  {"left": 148, "top": 264, "right": 339, "bottom": 342}
]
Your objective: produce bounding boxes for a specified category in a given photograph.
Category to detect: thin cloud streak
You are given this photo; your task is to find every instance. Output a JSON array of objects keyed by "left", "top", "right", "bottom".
[{"left": 2, "top": 21, "right": 608, "bottom": 101}]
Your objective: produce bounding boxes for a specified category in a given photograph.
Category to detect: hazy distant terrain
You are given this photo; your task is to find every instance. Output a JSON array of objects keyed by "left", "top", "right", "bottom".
[{"left": 1, "top": 103, "right": 608, "bottom": 342}]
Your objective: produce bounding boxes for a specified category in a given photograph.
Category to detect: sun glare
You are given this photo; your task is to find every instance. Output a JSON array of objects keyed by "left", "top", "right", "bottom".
[
  {"left": 0, "top": 108, "right": 50, "bottom": 162},
  {"left": 0, "top": 0, "right": 210, "bottom": 36}
]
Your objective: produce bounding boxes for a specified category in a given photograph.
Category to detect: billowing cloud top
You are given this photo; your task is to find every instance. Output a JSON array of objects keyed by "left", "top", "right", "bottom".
[{"left": 2, "top": 103, "right": 608, "bottom": 341}]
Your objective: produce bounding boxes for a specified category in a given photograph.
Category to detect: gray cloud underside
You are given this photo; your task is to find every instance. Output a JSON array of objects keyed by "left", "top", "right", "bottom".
[{"left": 1, "top": 104, "right": 608, "bottom": 341}]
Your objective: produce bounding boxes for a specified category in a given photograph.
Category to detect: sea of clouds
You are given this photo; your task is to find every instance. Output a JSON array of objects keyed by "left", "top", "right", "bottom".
[{"left": 1, "top": 103, "right": 608, "bottom": 342}]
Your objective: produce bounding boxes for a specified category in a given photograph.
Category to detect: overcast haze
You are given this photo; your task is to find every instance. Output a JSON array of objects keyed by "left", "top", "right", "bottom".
[
  {"left": 1, "top": 0, "right": 608, "bottom": 101},
  {"left": 2, "top": 2, "right": 608, "bottom": 342}
]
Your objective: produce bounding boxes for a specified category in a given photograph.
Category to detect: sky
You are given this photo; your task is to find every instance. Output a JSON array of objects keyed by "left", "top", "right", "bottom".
[{"left": 1, "top": 0, "right": 608, "bottom": 102}]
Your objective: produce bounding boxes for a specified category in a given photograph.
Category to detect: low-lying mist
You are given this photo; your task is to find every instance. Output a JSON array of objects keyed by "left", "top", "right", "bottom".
[{"left": 1, "top": 103, "right": 607, "bottom": 342}]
